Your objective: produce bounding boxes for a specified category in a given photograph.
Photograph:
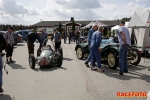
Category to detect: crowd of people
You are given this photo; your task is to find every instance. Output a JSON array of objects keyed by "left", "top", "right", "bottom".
[
  {"left": 63, "top": 30, "right": 80, "bottom": 44},
  {"left": 84, "top": 21, "right": 131, "bottom": 75}
]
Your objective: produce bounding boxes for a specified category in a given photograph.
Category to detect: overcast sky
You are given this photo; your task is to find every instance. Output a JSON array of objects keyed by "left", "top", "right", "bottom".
[{"left": 0, "top": 0, "right": 149, "bottom": 25}]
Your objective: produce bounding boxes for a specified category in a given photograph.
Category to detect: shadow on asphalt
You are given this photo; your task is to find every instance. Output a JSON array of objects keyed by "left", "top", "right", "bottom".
[
  {"left": 0, "top": 94, "right": 13, "bottom": 100},
  {"left": 101, "top": 64, "right": 150, "bottom": 83},
  {"left": 63, "top": 57, "right": 73, "bottom": 61},
  {"left": 33, "top": 66, "right": 67, "bottom": 72},
  {"left": 8, "top": 63, "right": 26, "bottom": 69}
]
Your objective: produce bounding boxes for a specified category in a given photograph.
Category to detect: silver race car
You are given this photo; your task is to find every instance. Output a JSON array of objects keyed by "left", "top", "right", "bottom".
[{"left": 29, "top": 38, "right": 63, "bottom": 69}]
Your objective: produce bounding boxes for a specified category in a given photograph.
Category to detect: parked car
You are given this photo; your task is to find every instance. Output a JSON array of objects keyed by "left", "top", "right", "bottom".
[
  {"left": 15, "top": 30, "right": 31, "bottom": 41},
  {"left": 0, "top": 31, "right": 22, "bottom": 45},
  {"left": 75, "top": 39, "right": 141, "bottom": 69}
]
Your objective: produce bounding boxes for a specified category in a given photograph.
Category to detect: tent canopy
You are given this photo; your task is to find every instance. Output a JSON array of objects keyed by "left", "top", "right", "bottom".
[
  {"left": 128, "top": 7, "right": 150, "bottom": 27},
  {"left": 111, "top": 22, "right": 129, "bottom": 31},
  {"left": 81, "top": 21, "right": 95, "bottom": 29},
  {"left": 94, "top": 20, "right": 108, "bottom": 26}
]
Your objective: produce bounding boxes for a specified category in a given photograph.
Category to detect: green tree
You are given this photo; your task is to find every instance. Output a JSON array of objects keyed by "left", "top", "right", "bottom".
[
  {"left": 58, "top": 22, "right": 62, "bottom": 34},
  {"left": 72, "top": 20, "right": 75, "bottom": 31},
  {"left": 106, "top": 30, "right": 111, "bottom": 38}
]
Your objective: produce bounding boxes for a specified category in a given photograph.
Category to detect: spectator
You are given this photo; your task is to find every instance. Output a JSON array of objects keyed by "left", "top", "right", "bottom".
[
  {"left": 0, "top": 32, "right": 7, "bottom": 93},
  {"left": 91, "top": 26, "right": 105, "bottom": 72},
  {"left": 68, "top": 31, "right": 72, "bottom": 44},
  {"left": 117, "top": 21, "right": 131, "bottom": 75},
  {"left": 53, "top": 28, "right": 62, "bottom": 51},
  {"left": 84, "top": 24, "right": 98, "bottom": 67},
  {"left": 39, "top": 28, "right": 48, "bottom": 49},
  {"left": 75, "top": 30, "right": 80, "bottom": 44},
  {"left": 4, "top": 27, "right": 15, "bottom": 64},
  {"left": 63, "top": 30, "right": 67, "bottom": 44},
  {"left": 27, "top": 32, "right": 41, "bottom": 55}
]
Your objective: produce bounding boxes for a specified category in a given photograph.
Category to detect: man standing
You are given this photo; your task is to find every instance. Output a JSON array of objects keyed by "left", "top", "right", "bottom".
[
  {"left": 27, "top": 32, "right": 41, "bottom": 55},
  {"left": 117, "top": 21, "right": 131, "bottom": 75},
  {"left": 53, "top": 28, "right": 62, "bottom": 51},
  {"left": 84, "top": 24, "right": 98, "bottom": 67},
  {"left": 68, "top": 31, "right": 71, "bottom": 44},
  {"left": 63, "top": 30, "right": 67, "bottom": 44},
  {"left": 4, "top": 27, "right": 15, "bottom": 64},
  {"left": 39, "top": 28, "right": 48, "bottom": 49},
  {"left": 91, "top": 26, "right": 105, "bottom": 72},
  {"left": 0, "top": 33, "right": 7, "bottom": 93}
]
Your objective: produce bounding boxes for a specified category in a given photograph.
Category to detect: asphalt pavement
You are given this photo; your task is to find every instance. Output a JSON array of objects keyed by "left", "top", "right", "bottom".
[{"left": 0, "top": 40, "right": 150, "bottom": 100}]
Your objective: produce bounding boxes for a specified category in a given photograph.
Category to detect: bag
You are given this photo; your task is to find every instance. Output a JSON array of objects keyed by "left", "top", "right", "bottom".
[
  {"left": 27, "top": 32, "right": 35, "bottom": 40},
  {"left": 0, "top": 33, "right": 7, "bottom": 51}
]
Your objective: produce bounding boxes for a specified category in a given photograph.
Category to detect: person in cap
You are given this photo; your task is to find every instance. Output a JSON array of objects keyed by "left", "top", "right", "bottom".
[
  {"left": 4, "top": 27, "right": 15, "bottom": 64},
  {"left": 84, "top": 24, "right": 98, "bottom": 67},
  {"left": 117, "top": 21, "right": 131, "bottom": 75},
  {"left": 90, "top": 26, "right": 105, "bottom": 72},
  {"left": 27, "top": 32, "right": 41, "bottom": 55},
  {"left": 52, "top": 28, "right": 62, "bottom": 51}
]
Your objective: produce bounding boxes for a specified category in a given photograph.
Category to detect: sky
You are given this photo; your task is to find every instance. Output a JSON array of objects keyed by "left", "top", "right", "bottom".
[{"left": 0, "top": 0, "right": 149, "bottom": 25}]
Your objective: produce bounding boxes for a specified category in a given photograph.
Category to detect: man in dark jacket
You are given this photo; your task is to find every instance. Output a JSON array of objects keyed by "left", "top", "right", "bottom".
[
  {"left": 27, "top": 32, "right": 41, "bottom": 55},
  {"left": 0, "top": 33, "right": 7, "bottom": 93}
]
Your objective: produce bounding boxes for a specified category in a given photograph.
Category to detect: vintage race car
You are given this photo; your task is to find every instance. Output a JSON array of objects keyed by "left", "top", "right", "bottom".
[
  {"left": 75, "top": 39, "right": 141, "bottom": 69},
  {"left": 29, "top": 38, "right": 63, "bottom": 69}
]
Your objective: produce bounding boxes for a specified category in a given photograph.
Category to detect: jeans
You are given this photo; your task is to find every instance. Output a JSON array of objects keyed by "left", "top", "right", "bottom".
[
  {"left": 64, "top": 36, "right": 66, "bottom": 43},
  {"left": 91, "top": 47, "right": 101, "bottom": 68},
  {"left": 119, "top": 45, "right": 129, "bottom": 73},
  {"left": 55, "top": 41, "right": 61, "bottom": 52},
  {"left": 86, "top": 47, "right": 93, "bottom": 63},
  {"left": 0, "top": 53, "right": 3, "bottom": 85}
]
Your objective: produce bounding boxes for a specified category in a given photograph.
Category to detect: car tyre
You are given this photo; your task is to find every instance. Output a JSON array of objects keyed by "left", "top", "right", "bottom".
[
  {"left": 76, "top": 47, "right": 84, "bottom": 60},
  {"left": 128, "top": 48, "right": 141, "bottom": 65},
  {"left": 107, "top": 50, "right": 118, "bottom": 69},
  {"left": 59, "top": 47, "right": 63, "bottom": 58},
  {"left": 37, "top": 48, "right": 41, "bottom": 57},
  {"left": 29, "top": 54, "right": 35, "bottom": 69},
  {"left": 56, "top": 53, "right": 62, "bottom": 67}
]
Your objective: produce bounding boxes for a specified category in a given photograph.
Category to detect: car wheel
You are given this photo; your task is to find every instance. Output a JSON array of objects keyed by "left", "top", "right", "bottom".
[
  {"left": 14, "top": 41, "right": 17, "bottom": 45},
  {"left": 128, "top": 49, "right": 141, "bottom": 65},
  {"left": 59, "top": 47, "right": 63, "bottom": 58},
  {"left": 76, "top": 47, "right": 84, "bottom": 60},
  {"left": 107, "top": 50, "right": 118, "bottom": 69},
  {"left": 56, "top": 53, "right": 62, "bottom": 67},
  {"left": 37, "top": 48, "right": 41, "bottom": 57},
  {"left": 29, "top": 54, "right": 35, "bottom": 69}
]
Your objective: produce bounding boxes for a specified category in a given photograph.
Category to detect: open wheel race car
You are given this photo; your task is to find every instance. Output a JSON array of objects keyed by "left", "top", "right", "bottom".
[
  {"left": 29, "top": 38, "right": 63, "bottom": 69},
  {"left": 75, "top": 39, "right": 141, "bottom": 69}
]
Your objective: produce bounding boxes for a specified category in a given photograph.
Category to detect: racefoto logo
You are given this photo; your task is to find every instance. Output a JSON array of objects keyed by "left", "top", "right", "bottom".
[{"left": 117, "top": 92, "right": 147, "bottom": 98}]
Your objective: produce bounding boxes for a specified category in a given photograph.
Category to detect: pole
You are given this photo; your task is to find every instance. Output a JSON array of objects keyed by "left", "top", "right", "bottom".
[
  {"left": 0, "top": 13, "right": 4, "bottom": 25},
  {"left": 22, "top": 15, "right": 24, "bottom": 25}
]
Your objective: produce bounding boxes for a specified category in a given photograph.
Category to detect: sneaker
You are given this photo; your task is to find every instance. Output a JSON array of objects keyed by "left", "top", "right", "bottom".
[
  {"left": 118, "top": 72, "right": 123, "bottom": 75},
  {"left": 124, "top": 70, "right": 128, "bottom": 73},
  {"left": 0, "top": 86, "right": 3, "bottom": 93},
  {"left": 84, "top": 62, "right": 90, "bottom": 67},
  {"left": 10, "top": 60, "right": 15, "bottom": 63},
  {"left": 6, "top": 61, "right": 10, "bottom": 64}
]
